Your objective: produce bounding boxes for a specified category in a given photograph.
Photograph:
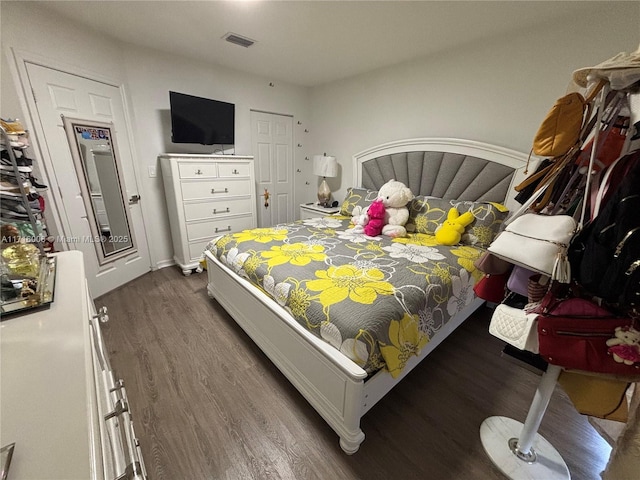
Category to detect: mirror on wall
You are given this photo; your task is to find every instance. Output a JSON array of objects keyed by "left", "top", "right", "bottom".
[{"left": 62, "top": 116, "right": 136, "bottom": 265}]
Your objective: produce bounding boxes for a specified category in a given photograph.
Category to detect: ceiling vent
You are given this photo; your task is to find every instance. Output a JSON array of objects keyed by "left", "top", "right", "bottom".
[{"left": 223, "top": 32, "right": 256, "bottom": 48}]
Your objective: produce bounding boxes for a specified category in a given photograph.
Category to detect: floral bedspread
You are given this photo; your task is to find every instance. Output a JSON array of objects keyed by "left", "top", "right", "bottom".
[{"left": 206, "top": 215, "right": 484, "bottom": 377}]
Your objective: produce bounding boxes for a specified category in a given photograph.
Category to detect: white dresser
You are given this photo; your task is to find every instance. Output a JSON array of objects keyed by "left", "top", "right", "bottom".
[
  {"left": 0, "top": 251, "right": 146, "bottom": 480},
  {"left": 160, "top": 154, "right": 257, "bottom": 275}
]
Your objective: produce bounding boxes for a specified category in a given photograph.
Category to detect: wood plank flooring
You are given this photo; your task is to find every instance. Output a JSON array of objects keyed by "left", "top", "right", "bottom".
[{"left": 97, "top": 266, "right": 613, "bottom": 479}]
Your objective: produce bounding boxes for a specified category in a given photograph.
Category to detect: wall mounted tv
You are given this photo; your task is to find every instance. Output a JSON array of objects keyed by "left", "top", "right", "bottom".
[{"left": 169, "top": 91, "right": 235, "bottom": 145}]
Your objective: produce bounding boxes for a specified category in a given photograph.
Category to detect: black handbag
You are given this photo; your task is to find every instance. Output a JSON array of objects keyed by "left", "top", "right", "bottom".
[{"left": 569, "top": 153, "right": 640, "bottom": 312}]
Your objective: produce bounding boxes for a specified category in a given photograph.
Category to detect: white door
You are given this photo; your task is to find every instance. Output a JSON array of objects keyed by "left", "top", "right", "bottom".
[
  {"left": 26, "top": 62, "right": 151, "bottom": 297},
  {"left": 250, "top": 111, "right": 294, "bottom": 227}
]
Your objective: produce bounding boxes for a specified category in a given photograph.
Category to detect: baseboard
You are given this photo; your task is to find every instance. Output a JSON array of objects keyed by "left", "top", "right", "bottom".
[{"left": 154, "top": 258, "right": 175, "bottom": 270}]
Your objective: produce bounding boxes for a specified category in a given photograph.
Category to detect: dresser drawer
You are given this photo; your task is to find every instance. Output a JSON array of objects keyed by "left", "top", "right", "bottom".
[
  {"left": 184, "top": 198, "right": 253, "bottom": 222},
  {"left": 188, "top": 239, "right": 213, "bottom": 262},
  {"left": 181, "top": 179, "right": 252, "bottom": 200},
  {"left": 186, "top": 215, "right": 255, "bottom": 242},
  {"left": 218, "top": 163, "right": 251, "bottom": 177},
  {"left": 178, "top": 163, "right": 218, "bottom": 179}
]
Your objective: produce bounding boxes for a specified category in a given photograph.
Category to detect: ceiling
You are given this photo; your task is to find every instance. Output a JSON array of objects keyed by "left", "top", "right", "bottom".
[{"left": 35, "top": 0, "right": 615, "bottom": 87}]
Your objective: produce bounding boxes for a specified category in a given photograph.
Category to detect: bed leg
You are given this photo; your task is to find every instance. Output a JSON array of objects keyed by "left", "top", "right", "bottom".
[{"left": 339, "top": 430, "right": 365, "bottom": 455}]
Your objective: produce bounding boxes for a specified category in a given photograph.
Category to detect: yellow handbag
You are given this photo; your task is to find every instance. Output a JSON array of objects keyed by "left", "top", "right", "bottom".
[
  {"left": 533, "top": 92, "right": 586, "bottom": 157},
  {"left": 532, "top": 79, "right": 607, "bottom": 158},
  {"left": 558, "top": 371, "right": 630, "bottom": 422}
]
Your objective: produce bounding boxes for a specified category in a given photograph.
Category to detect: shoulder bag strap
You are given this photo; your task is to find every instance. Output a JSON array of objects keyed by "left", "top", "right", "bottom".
[
  {"left": 514, "top": 161, "right": 554, "bottom": 191},
  {"left": 504, "top": 153, "right": 574, "bottom": 225},
  {"left": 578, "top": 82, "right": 610, "bottom": 230},
  {"left": 581, "top": 92, "right": 628, "bottom": 218},
  {"left": 584, "top": 78, "right": 608, "bottom": 104}
]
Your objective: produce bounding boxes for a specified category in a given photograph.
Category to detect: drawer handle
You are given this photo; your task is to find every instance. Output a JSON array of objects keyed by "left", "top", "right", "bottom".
[
  {"left": 213, "top": 207, "right": 230, "bottom": 215},
  {"left": 109, "top": 379, "right": 125, "bottom": 393},
  {"left": 90, "top": 322, "right": 109, "bottom": 372},
  {"left": 195, "top": 169, "right": 203, "bottom": 175},
  {"left": 215, "top": 226, "right": 231, "bottom": 233},
  {"left": 211, "top": 187, "right": 229, "bottom": 194},
  {"left": 232, "top": 169, "right": 239, "bottom": 174},
  {"left": 93, "top": 306, "right": 109, "bottom": 323},
  {"left": 104, "top": 398, "right": 128, "bottom": 421}
]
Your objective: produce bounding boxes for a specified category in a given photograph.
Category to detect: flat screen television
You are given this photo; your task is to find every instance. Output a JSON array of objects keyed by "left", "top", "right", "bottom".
[{"left": 169, "top": 91, "right": 235, "bottom": 145}]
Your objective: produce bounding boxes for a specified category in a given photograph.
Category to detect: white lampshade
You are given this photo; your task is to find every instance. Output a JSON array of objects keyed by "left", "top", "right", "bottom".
[{"left": 313, "top": 155, "right": 338, "bottom": 178}]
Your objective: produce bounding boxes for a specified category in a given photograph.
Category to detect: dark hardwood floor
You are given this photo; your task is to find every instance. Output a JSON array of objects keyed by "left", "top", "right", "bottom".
[{"left": 97, "top": 266, "right": 612, "bottom": 479}]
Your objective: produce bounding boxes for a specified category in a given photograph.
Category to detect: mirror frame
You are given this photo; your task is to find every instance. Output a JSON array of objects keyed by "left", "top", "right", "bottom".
[{"left": 62, "top": 115, "right": 138, "bottom": 265}]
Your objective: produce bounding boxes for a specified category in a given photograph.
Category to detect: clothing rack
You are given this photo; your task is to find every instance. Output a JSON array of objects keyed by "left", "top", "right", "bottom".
[
  {"left": 481, "top": 364, "right": 569, "bottom": 479},
  {"left": 480, "top": 70, "right": 639, "bottom": 478}
]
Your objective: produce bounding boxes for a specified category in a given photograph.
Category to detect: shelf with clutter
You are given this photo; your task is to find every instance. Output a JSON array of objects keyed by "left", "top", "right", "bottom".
[{"left": 1, "top": 119, "right": 56, "bottom": 318}]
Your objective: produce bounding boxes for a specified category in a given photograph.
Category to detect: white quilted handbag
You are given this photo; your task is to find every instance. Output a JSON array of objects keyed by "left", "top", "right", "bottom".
[{"left": 489, "top": 304, "right": 539, "bottom": 353}]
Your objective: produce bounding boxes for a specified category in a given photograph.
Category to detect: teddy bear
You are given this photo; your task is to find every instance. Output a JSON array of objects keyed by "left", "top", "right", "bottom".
[
  {"left": 377, "top": 179, "right": 414, "bottom": 238},
  {"left": 350, "top": 205, "right": 369, "bottom": 233},
  {"left": 434, "top": 207, "right": 475, "bottom": 246},
  {"left": 363, "top": 199, "right": 386, "bottom": 236},
  {"left": 606, "top": 325, "right": 640, "bottom": 365}
]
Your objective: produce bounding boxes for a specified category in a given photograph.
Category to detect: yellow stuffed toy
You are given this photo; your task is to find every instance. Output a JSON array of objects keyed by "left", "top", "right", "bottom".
[{"left": 435, "top": 208, "right": 475, "bottom": 245}]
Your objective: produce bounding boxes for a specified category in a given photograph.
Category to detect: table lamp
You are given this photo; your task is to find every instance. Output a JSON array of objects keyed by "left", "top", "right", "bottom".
[{"left": 313, "top": 154, "right": 338, "bottom": 207}]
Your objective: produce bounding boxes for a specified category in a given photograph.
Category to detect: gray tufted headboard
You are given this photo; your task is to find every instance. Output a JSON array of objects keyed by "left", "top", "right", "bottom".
[{"left": 353, "top": 138, "right": 533, "bottom": 211}]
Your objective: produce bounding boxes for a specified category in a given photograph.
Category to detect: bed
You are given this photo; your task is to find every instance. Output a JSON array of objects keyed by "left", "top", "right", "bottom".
[{"left": 204, "top": 138, "right": 530, "bottom": 453}]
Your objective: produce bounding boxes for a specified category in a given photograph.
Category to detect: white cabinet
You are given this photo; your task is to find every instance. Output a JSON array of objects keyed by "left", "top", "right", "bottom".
[
  {"left": 160, "top": 154, "right": 256, "bottom": 275},
  {"left": 0, "top": 251, "right": 146, "bottom": 480}
]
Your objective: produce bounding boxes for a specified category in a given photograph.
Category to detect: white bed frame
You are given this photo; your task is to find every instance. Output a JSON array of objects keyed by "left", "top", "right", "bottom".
[{"left": 205, "top": 138, "right": 531, "bottom": 454}]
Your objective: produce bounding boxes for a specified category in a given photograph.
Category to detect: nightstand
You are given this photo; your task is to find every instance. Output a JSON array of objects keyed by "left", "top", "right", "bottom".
[{"left": 299, "top": 203, "right": 341, "bottom": 220}]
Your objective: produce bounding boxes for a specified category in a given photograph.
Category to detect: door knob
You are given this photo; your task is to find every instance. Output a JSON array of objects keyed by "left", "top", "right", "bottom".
[{"left": 129, "top": 194, "right": 141, "bottom": 205}]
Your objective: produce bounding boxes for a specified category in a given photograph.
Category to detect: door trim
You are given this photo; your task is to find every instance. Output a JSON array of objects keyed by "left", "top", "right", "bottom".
[
  {"left": 250, "top": 109, "right": 294, "bottom": 118},
  {"left": 5, "top": 47, "right": 154, "bottom": 268}
]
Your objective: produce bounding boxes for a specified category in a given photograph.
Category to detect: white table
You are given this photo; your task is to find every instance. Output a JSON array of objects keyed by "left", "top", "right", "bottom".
[{"left": 299, "top": 203, "right": 340, "bottom": 220}]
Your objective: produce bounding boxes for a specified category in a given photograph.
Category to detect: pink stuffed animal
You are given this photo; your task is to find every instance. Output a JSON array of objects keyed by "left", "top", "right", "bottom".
[
  {"left": 606, "top": 325, "right": 640, "bottom": 365},
  {"left": 364, "top": 199, "right": 386, "bottom": 236}
]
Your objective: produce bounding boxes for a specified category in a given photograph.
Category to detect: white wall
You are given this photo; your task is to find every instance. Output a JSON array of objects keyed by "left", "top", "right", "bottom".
[
  {"left": 121, "top": 45, "right": 310, "bottom": 267},
  {"left": 309, "top": 4, "right": 640, "bottom": 201},
  {"left": 1, "top": 1, "right": 311, "bottom": 270}
]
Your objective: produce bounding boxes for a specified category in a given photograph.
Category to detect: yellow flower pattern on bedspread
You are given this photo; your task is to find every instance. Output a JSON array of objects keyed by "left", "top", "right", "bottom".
[
  {"left": 381, "top": 313, "right": 429, "bottom": 377},
  {"left": 307, "top": 265, "right": 394, "bottom": 307},
  {"left": 261, "top": 243, "right": 327, "bottom": 268},
  {"left": 207, "top": 217, "right": 483, "bottom": 377}
]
